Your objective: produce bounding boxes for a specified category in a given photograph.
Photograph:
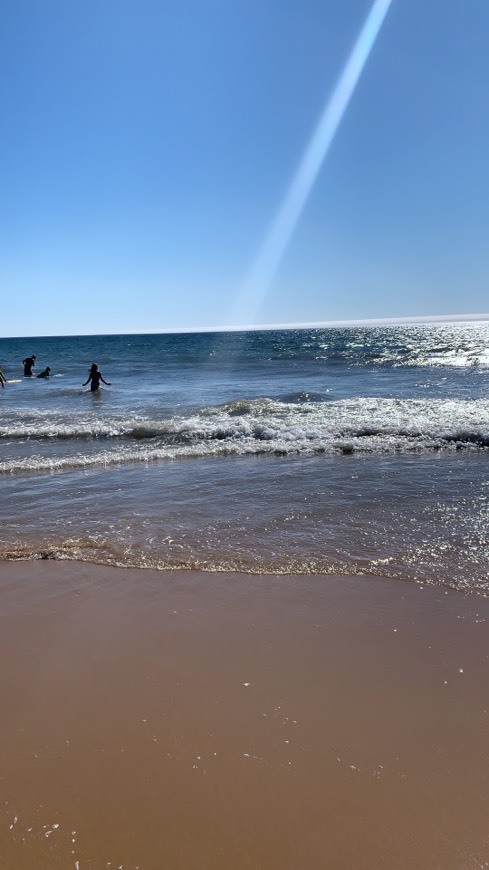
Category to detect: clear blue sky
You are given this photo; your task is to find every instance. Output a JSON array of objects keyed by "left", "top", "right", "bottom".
[{"left": 2, "top": 0, "right": 489, "bottom": 336}]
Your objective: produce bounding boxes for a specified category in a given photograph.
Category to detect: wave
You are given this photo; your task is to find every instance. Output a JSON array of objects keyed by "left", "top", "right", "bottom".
[{"left": 1, "top": 396, "right": 489, "bottom": 474}]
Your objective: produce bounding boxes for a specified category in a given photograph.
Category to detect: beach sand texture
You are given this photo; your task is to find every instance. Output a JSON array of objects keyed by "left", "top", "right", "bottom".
[{"left": 1, "top": 560, "right": 488, "bottom": 869}]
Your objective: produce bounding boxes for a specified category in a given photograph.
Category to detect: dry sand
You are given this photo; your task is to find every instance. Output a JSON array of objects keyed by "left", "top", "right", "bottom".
[{"left": 0, "top": 560, "right": 488, "bottom": 869}]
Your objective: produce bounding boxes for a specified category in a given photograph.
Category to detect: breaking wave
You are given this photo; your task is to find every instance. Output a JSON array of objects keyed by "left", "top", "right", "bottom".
[{"left": 1, "top": 396, "right": 489, "bottom": 474}]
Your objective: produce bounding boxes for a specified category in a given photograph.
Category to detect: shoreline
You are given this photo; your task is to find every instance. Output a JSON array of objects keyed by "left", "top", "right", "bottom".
[
  {"left": 2, "top": 552, "right": 488, "bottom": 597},
  {"left": 1, "top": 560, "right": 488, "bottom": 869}
]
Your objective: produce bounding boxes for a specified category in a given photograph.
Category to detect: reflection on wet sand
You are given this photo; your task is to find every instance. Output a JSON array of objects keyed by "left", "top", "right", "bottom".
[{"left": 1, "top": 560, "right": 488, "bottom": 869}]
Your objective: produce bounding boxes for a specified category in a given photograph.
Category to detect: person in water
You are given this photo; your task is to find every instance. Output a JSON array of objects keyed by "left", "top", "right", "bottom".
[
  {"left": 83, "top": 363, "right": 111, "bottom": 392},
  {"left": 36, "top": 367, "right": 51, "bottom": 378},
  {"left": 23, "top": 355, "right": 36, "bottom": 376},
  {"left": 0, "top": 367, "right": 6, "bottom": 388}
]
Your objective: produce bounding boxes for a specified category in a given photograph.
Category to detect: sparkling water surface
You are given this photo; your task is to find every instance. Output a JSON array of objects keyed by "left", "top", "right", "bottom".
[{"left": 1, "top": 324, "right": 488, "bottom": 590}]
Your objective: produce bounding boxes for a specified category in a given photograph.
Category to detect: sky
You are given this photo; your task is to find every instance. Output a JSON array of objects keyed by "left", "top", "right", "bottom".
[{"left": 2, "top": 0, "right": 489, "bottom": 336}]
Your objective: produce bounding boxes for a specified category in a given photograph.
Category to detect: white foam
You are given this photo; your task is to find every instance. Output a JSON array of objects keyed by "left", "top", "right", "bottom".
[{"left": 1, "top": 396, "right": 488, "bottom": 474}]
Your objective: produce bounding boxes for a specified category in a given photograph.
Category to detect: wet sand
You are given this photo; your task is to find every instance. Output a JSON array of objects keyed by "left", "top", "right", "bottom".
[{"left": 0, "top": 561, "right": 488, "bottom": 870}]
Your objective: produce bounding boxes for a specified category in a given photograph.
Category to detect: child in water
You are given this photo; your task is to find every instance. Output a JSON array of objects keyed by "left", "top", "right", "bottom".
[
  {"left": 36, "top": 367, "right": 51, "bottom": 378},
  {"left": 83, "top": 363, "right": 111, "bottom": 392}
]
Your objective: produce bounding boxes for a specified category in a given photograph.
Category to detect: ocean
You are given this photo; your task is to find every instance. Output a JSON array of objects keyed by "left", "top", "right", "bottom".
[{"left": 1, "top": 323, "right": 488, "bottom": 591}]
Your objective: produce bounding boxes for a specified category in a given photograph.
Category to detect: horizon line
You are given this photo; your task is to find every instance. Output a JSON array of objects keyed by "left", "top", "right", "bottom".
[{"left": 2, "top": 312, "right": 489, "bottom": 340}]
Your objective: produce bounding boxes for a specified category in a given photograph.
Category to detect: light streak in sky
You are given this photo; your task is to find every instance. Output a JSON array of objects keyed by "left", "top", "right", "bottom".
[{"left": 232, "top": 0, "right": 394, "bottom": 325}]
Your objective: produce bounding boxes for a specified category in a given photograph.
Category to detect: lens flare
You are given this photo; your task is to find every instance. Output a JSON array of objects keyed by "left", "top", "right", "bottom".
[{"left": 232, "top": 0, "right": 394, "bottom": 326}]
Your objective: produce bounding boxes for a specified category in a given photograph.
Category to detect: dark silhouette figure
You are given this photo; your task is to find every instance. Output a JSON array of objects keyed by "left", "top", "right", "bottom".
[
  {"left": 83, "top": 363, "right": 111, "bottom": 392},
  {"left": 23, "top": 355, "right": 36, "bottom": 376},
  {"left": 0, "top": 367, "right": 6, "bottom": 388},
  {"left": 36, "top": 367, "right": 51, "bottom": 379}
]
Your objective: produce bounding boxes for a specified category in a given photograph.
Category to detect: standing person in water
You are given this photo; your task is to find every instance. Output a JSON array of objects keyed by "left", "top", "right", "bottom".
[
  {"left": 23, "top": 354, "right": 36, "bottom": 376},
  {"left": 83, "top": 363, "right": 111, "bottom": 392},
  {"left": 0, "top": 366, "right": 6, "bottom": 388}
]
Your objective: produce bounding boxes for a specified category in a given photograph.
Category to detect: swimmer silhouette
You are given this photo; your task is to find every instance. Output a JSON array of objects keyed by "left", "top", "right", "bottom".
[
  {"left": 83, "top": 363, "right": 111, "bottom": 392},
  {"left": 23, "top": 355, "right": 36, "bottom": 376}
]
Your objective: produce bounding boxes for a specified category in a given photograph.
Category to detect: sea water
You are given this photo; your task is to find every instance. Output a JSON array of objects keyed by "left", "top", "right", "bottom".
[{"left": 1, "top": 323, "right": 488, "bottom": 591}]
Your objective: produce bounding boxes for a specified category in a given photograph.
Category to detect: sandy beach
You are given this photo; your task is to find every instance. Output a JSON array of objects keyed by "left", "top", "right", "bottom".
[{"left": 0, "top": 561, "right": 488, "bottom": 869}]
